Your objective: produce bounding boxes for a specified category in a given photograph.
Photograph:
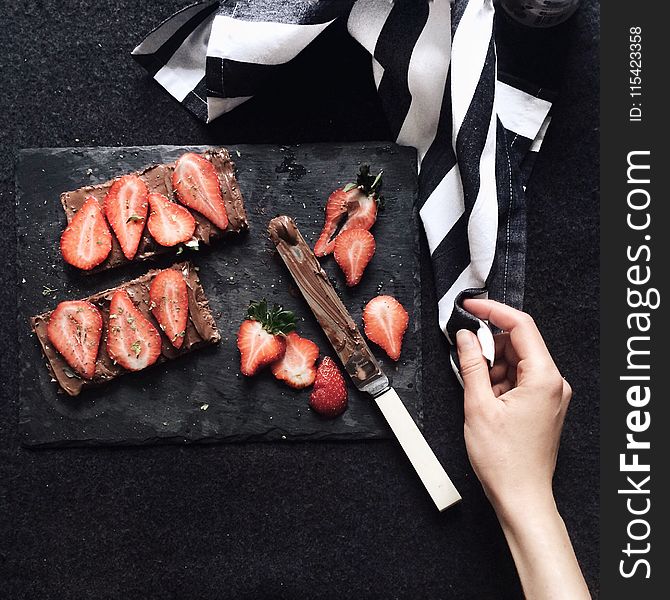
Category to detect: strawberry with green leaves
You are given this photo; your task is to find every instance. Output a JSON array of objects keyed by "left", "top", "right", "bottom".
[
  {"left": 314, "top": 165, "right": 382, "bottom": 257},
  {"left": 237, "top": 300, "right": 295, "bottom": 376}
]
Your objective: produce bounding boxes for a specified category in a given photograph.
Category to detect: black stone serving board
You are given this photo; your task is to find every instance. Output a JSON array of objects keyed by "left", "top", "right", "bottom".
[{"left": 16, "top": 143, "right": 421, "bottom": 448}]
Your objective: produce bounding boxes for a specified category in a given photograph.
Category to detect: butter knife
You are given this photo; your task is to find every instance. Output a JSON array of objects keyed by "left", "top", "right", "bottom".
[{"left": 268, "top": 216, "right": 461, "bottom": 511}]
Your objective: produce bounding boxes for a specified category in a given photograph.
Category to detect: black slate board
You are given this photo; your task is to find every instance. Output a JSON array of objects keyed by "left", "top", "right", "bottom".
[{"left": 16, "top": 143, "right": 421, "bottom": 447}]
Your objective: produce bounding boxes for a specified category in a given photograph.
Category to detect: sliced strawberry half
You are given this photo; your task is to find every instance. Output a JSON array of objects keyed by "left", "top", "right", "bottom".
[
  {"left": 106, "top": 290, "right": 162, "bottom": 371},
  {"left": 172, "top": 152, "right": 228, "bottom": 231},
  {"left": 270, "top": 332, "right": 319, "bottom": 389},
  {"left": 103, "top": 174, "right": 149, "bottom": 260},
  {"left": 313, "top": 188, "right": 356, "bottom": 257},
  {"left": 47, "top": 301, "right": 103, "bottom": 379},
  {"left": 309, "top": 357, "right": 348, "bottom": 418},
  {"left": 339, "top": 193, "right": 378, "bottom": 235},
  {"left": 333, "top": 228, "right": 376, "bottom": 287},
  {"left": 60, "top": 195, "right": 112, "bottom": 270},
  {"left": 147, "top": 192, "right": 196, "bottom": 247},
  {"left": 149, "top": 269, "right": 189, "bottom": 349},
  {"left": 237, "top": 299, "right": 295, "bottom": 377},
  {"left": 362, "top": 295, "right": 409, "bottom": 361}
]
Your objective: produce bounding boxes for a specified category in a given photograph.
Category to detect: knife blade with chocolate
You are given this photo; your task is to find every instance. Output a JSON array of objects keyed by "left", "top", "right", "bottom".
[{"left": 268, "top": 216, "right": 461, "bottom": 511}]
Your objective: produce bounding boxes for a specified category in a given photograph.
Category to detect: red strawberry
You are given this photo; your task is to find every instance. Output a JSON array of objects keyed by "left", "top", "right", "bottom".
[
  {"left": 237, "top": 300, "right": 295, "bottom": 376},
  {"left": 172, "top": 153, "right": 229, "bottom": 230},
  {"left": 313, "top": 165, "right": 382, "bottom": 256},
  {"left": 47, "top": 301, "right": 103, "bottom": 379},
  {"left": 309, "top": 357, "right": 348, "bottom": 418},
  {"left": 147, "top": 192, "right": 196, "bottom": 247},
  {"left": 106, "top": 290, "right": 162, "bottom": 371},
  {"left": 103, "top": 174, "right": 149, "bottom": 260},
  {"left": 313, "top": 188, "right": 356, "bottom": 257},
  {"left": 270, "top": 332, "right": 319, "bottom": 389},
  {"left": 340, "top": 193, "right": 378, "bottom": 235},
  {"left": 362, "top": 295, "right": 409, "bottom": 361},
  {"left": 60, "top": 195, "right": 112, "bottom": 270},
  {"left": 149, "top": 269, "right": 189, "bottom": 349},
  {"left": 333, "top": 228, "right": 376, "bottom": 287}
]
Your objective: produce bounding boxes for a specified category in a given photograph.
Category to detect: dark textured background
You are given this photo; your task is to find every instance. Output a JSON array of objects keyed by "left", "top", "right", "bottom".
[{"left": 0, "top": 2, "right": 599, "bottom": 598}]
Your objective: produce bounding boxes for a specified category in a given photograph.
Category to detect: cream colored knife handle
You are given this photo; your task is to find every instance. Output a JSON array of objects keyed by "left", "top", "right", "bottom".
[{"left": 375, "top": 388, "right": 461, "bottom": 511}]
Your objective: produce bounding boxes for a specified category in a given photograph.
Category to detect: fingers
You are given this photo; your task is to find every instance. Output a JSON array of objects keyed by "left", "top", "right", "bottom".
[
  {"left": 492, "top": 380, "right": 513, "bottom": 398},
  {"left": 494, "top": 332, "right": 520, "bottom": 367},
  {"left": 562, "top": 378, "right": 573, "bottom": 406},
  {"left": 456, "top": 330, "right": 495, "bottom": 406},
  {"left": 463, "top": 299, "right": 553, "bottom": 366}
]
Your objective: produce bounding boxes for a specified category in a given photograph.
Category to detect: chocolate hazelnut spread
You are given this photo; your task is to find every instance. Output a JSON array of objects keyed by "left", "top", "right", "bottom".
[
  {"left": 268, "top": 216, "right": 384, "bottom": 391},
  {"left": 31, "top": 262, "right": 220, "bottom": 396},
  {"left": 60, "top": 148, "right": 248, "bottom": 273}
]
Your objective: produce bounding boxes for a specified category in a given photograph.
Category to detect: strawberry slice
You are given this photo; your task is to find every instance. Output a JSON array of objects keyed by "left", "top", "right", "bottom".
[
  {"left": 147, "top": 192, "right": 196, "bottom": 247},
  {"left": 103, "top": 174, "right": 149, "bottom": 260},
  {"left": 149, "top": 269, "right": 189, "bottom": 349},
  {"left": 106, "top": 290, "right": 162, "bottom": 371},
  {"left": 47, "top": 301, "right": 103, "bottom": 379},
  {"left": 309, "top": 357, "right": 348, "bottom": 418},
  {"left": 362, "top": 295, "right": 409, "bottom": 361},
  {"left": 237, "top": 299, "right": 295, "bottom": 376},
  {"left": 60, "top": 195, "right": 112, "bottom": 270},
  {"left": 339, "top": 193, "right": 378, "bottom": 235},
  {"left": 172, "top": 153, "right": 229, "bottom": 231},
  {"left": 313, "top": 188, "right": 356, "bottom": 257},
  {"left": 333, "top": 228, "right": 376, "bottom": 287},
  {"left": 313, "top": 165, "right": 382, "bottom": 256},
  {"left": 270, "top": 332, "right": 319, "bottom": 389}
]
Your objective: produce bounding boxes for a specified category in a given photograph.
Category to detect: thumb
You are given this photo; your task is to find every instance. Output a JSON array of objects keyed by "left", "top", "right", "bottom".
[{"left": 456, "top": 329, "right": 494, "bottom": 401}]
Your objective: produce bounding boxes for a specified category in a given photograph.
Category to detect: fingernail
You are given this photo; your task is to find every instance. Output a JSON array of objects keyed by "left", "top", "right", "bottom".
[{"left": 456, "top": 329, "right": 475, "bottom": 349}]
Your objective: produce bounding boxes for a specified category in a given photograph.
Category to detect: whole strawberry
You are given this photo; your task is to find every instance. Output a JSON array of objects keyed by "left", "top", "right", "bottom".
[
  {"left": 309, "top": 357, "right": 348, "bottom": 418},
  {"left": 237, "top": 300, "right": 295, "bottom": 376}
]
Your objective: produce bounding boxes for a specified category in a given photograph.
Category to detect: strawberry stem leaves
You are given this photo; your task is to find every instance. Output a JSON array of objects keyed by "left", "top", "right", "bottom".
[
  {"left": 246, "top": 299, "right": 296, "bottom": 335},
  {"left": 343, "top": 165, "right": 384, "bottom": 198}
]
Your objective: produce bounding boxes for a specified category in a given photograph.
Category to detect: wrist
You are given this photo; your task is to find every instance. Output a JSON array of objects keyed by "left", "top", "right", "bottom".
[{"left": 489, "top": 483, "right": 558, "bottom": 532}]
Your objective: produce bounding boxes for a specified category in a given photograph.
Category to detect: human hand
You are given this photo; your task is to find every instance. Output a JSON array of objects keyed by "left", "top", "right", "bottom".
[
  {"left": 455, "top": 298, "right": 572, "bottom": 517},
  {"left": 456, "top": 299, "right": 590, "bottom": 599}
]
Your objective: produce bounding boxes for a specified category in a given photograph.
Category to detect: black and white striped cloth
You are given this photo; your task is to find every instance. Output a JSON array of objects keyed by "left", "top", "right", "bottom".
[{"left": 133, "top": 0, "right": 554, "bottom": 368}]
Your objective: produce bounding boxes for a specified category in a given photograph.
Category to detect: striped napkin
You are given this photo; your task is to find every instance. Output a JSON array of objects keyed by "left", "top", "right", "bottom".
[{"left": 133, "top": 0, "right": 554, "bottom": 371}]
